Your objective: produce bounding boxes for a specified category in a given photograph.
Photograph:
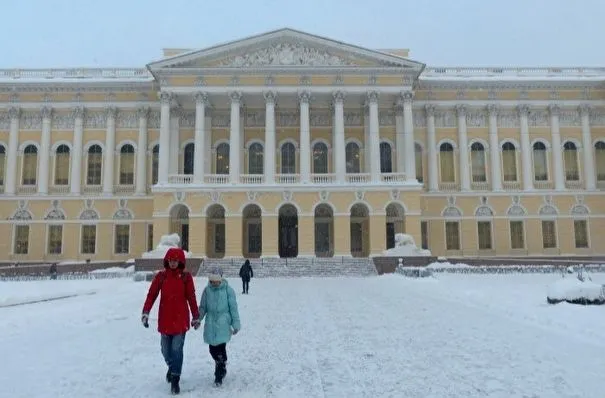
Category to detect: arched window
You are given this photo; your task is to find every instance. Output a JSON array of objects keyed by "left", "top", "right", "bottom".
[
  {"left": 248, "top": 143, "right": 264, "bottom": 174},
  {"left": 502, "top": 142, "right": 517, "bottom": 181},
  {"left": 379, "top": 142, "right": 392, "bottom": 173},
  {"left": 312, "top": 142, "right": 328, "bottom": 174},
  {"left": 151, "top": 145, "right": 160, "bottom": 184},
  {"left": 595, "top": 141, "right": 605, "bottom": 181},
  {"left": 22, "top": 145, "right": 38, "bottom": 185},
  {"left": 532, "top": 142, "right": 548, "bottom": 181},
  {"left": 280, "top": 142, "right": 296, "bottom": 174},
  {"left": 119, "top": 144, "right": 135, "bottom": 185},
  {"left": 54, "top": 144, "right": 70, "bottom": 185},
  {"left": 0, "top": 145, "right": 6, "bottom": 186},
  {"left": 563, "top": 141, "right": 579, "bottom": 181},
  {"left": 345, "top": 142, "right": 360, "bottom": 173},
  {"left": 439, "top": 143, "right": 455, "bottom": 183},
  {"left": 215, "top": 143, "right": 230, "bottom": 174},
  {"left": 470, "top": 142, "right": 487, "bottom": 182},
  {"left": 415, "top": 143, "right": 423, "bottom": 182},
  {"left": 86, "top": 145, "right": 103, "bottom": 185},
  {"left": 183, "top": 143, "right": 194, "bottom": 175}
]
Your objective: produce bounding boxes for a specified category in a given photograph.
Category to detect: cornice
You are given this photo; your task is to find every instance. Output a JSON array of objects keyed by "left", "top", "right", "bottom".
[
  {"left": 0, "top": 81, "right": 157, "bottom": 93},
  {"left": 411, "top": 100, "right": 605, "bottom": 109},
  {"left": 153, "top": 67, "right": 417, "bottom": 76},
  {"left": 0, "top": 101, "right": 160, "bottom": 111}
]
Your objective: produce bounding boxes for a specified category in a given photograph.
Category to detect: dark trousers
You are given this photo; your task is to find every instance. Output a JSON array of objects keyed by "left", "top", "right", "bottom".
[
  {"left": 241, "top": 279, "right": 249, "bottom": 293},
  {"left": 161, "top": 333, "right": 186, "bottom": 376},
  {"left": 209, "top": 343, "right": 227, "bottom": 363}
]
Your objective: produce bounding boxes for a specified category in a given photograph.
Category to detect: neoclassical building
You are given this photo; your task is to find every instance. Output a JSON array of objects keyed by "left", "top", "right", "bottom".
[{"left": 0, "top": 28, "right": 604, "bottom": 262}]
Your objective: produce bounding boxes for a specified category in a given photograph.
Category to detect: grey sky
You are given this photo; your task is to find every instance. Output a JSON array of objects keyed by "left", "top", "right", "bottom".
[{"left": 1, "top": 0, "right": 602, "bottom": 68}]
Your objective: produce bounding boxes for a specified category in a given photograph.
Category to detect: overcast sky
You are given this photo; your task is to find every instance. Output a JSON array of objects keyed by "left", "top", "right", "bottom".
[{"left": 0, "top": 0, "right": 602, "bottom": 68}]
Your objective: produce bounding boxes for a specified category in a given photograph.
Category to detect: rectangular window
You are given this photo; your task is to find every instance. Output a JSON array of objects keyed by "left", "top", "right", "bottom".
[
  {"left": 119, "top": 153, "right": 135, "bottom": 185},
  {"left": 541, "top": 220, "right": 557, "bottom": 249},
  {"left": 87, "top": 153, "right": 102, "bottom": 185},
  {"left": 573, "top": 220, "right": 589, "bottom": 248},
  {"left": 81, "top": 225, "right": 96, "bottom": 254},
  {"left": 477, "top": 221, "right": 492, "bottom": 250},
  {"left": 510, "top": 221, "right": 525, "bottom": 249},
  {"left": 147, "top": 224, "right": 154, "bottom": 252},
  {"left": 445, "top": 221, "right": 460, "bottom": 251},
  {"left": 421, "top": 221, "right": 428, "bottom": 250},
  {"left": 48, "top": 225, "right": 63, "bottom": 254},
  {"left": 14, "top": 225, "right": 29, "bottom": 254},
  {"left": 115, "top": 224, "right": 130, "bottom": 254}
]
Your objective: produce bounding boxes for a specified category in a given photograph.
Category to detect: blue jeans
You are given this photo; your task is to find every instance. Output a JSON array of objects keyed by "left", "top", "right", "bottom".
[{"left": 160, "top": 333, "right": 186, "bottom": 376}]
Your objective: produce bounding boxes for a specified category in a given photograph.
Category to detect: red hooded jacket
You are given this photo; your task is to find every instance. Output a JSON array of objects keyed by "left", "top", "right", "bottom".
[{"left": 142, "top": 248, "right": 200, "bottom": 335}]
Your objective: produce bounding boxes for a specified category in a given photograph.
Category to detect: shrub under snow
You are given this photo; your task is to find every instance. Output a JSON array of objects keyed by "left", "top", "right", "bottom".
[{"left": 547, "top": 271, "right": 605, "bottom": 305}]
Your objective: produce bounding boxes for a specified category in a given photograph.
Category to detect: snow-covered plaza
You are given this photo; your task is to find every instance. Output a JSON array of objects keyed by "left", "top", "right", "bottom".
[{"left": 1, "top": 272, "right": 604, "bottom": 397}]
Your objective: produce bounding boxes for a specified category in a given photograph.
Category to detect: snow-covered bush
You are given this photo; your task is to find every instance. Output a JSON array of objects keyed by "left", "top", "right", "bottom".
[{"left": 547, "top": 270, "right": 605, "bottom": 305}]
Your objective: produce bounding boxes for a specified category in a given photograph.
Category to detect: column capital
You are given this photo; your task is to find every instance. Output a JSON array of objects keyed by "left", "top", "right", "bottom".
[
  {"left": 400, "top": 90, "right": 414, "bottom": 103},
  {"left": 72, "top": 106, "right": 85, "bottom": 120},
  {"left": 8, "top": 106, "right": 20, "bottom": 119},
  {"left": 548, "top": 104, "right": 561, "bottom": 115},
  {"left": 170, "top": 106, "right": 183, "bottom": 119},
  {"left": 332, "top": 90, "right": 345, "bottom": 103},
  {"left": 516, "top": 104, "right": 530, "bottom": 117},
  {"left": 455, "top": 104, "right": 467, "bottom": 117},
  {"left": 366, "top": 90, "right": 379, "bottom": 103},
  {"left": 228, "top": 91, "right": 243, "bottom": 103},
  {"left": 579, "top": 104, "right": 592, "bottom": 117},
  {"left": 106, "top": 106, "right": 118, "bottom": 119},
  {"left": 263, "top": 90, "right": 277, "bottom": 104},
  {"left": 486, "top": 104, "right": 499, "bottom": 116},
  {"left": 159, "top": 91, "right": 174, "bottom": 104},
  {"left": 137, "top": 106, "right": 150, "bottom": 119},
  {"left": 194, "top": 91, "right": 210, "bottom": 106},
  {"left": 424, "top": 104, "right": 436, "bottom": 116},
  {"left": 298, "top": 90, "right": 311, "bottom": 104},
  {"left": 40, "top": 106, "right": 53, "bottom": 119}
]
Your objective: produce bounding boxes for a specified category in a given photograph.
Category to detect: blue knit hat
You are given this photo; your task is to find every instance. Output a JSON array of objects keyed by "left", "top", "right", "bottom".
[{"left": 208, "top": 266, "right": 223, "bottom": 282}]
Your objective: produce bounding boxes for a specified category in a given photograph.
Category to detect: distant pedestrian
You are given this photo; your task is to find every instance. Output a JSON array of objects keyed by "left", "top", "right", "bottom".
[
  {"left": 141, "top": 248, "right": 200, "bottom": 395},
  {"left": 239, "top": 259, "right": 253, "bottom": 294},
  {"left": 198, "top": 267, "right": 240, "bottom": 386}
]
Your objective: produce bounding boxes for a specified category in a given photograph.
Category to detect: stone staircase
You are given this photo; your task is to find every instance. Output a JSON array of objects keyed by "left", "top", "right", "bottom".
[{"left": 198, "top": 257, "right": 378, "bottom": 278}]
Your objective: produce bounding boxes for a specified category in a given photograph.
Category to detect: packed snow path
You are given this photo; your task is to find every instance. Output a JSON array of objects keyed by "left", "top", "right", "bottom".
[{"left": 1, "top": 274, "right": 604, "bottom": 397}]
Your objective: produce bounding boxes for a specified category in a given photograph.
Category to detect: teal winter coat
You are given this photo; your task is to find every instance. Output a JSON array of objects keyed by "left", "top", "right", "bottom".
[{"left": 198, "top": 279, "right": 241, "bottom": 346}]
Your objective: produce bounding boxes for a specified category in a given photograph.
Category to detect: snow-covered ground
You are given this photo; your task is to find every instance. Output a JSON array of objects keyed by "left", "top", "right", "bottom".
[{"left": 1, "top": 273, "right": 604, "bottom": 397}]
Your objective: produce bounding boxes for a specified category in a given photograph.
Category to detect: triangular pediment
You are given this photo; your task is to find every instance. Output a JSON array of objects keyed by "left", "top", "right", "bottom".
[{"left": 148, "top": 28, "right": 424, "bottom": 70}]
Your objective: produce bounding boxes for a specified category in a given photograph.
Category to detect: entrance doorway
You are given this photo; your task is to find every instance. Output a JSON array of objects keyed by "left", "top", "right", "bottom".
[
  {"left": 278, "top": 204, "right": 298, "bottom": 258},
  {"left": 169, "top": 204, "right": 190, "bottom": 251}
]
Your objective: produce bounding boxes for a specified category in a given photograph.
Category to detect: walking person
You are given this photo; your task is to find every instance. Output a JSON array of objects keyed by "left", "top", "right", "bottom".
[
  {"left": 198, "top": 267, "right": 241, "bottom": 386},
  {"left": 239, "top": 259, "right": 253, "bottom": 294},
  {"left": 141, "top": 247, "right": 200, "bottom": 395}
]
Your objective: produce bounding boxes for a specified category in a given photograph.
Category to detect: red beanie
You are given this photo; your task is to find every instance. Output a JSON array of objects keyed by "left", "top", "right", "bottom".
[{"left": 164, "top": 247, "right": 186, "bottom": 264}]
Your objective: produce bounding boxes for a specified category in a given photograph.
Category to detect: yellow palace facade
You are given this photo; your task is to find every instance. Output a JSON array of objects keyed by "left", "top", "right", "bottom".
[{"left": 0, "top": 28, "right": 604, "bottom": 262}]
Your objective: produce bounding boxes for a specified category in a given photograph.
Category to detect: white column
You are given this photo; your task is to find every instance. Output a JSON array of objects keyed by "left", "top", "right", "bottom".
[
  {"left": 367, "top": 91, "right": 381, "bottom": 183},
  {"left": 264, "top": 91, "right": 276, "bottom": 184},
  {"left": 193, "top": 92, "right": 208, "bottom": 184},
  {"left": 204, "top": 113, "right": 212, "bottom": 175},
  {"left": 395, "top": 102, "right": 405, "bottom": 174},
  {"left": 487, "top": 104, "right": 502, "bottom": 191},
  {"left": 299, "top": 91, "right": 311, "bottom": 183},
  {"left": 102, "top": 106, "right": 117, "bottom": 195},
  {"left": 425, "top": 105, "right": 438, "bottom": 192},
  {"left": 518, "top": 105, "right": 533, "bottom": 190},
  {"left": 70, "top": 107, "right": 85, "bottom": 194},
  {"left": 455, "top": 104, "right": 470, "bottom": 190},
  {"left": 333, "top": 91, "right": 346, "bottom": 183},
  {"left": 402, "top": 91, "right": 417, "bottom": 182},
  {"left": 5, "top": 107, "right": 20, "bottom": 195},
  {"left": 549, "top": 104, "right": 565, "bottom": 191},
  {"left": 37, "top": 106, "right": 52, "bottom": 194},
  {"left": 580, "top": 105, "right": 596, "bottom": 190},
  {"left": 135, "top": 106, "right": 149, "bottom": 195},
  {"left": 158, "top": 91, "right": 173, "bottom": 185},
  {"left": 169, "top": 108, "right": 180, "bottom": 175},
  {"left": 158, "top": 92, "right": 172, "bottom": 185},
  {"left": 229, "top": 91, "right": 242, "bottom": 184}
]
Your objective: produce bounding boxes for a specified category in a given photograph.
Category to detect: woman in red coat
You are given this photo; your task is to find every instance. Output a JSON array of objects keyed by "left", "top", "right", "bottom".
[{"left": 141, "top": 247, "right": 200, "bottom": 395}]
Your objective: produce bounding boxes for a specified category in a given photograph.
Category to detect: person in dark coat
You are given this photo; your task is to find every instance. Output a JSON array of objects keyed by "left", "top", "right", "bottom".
[
  {"left": 239, "top": 259, "right": 253, "bottom": 294},
  {"left": 141, "top": 247, "right": 200, "bottom": 395}
]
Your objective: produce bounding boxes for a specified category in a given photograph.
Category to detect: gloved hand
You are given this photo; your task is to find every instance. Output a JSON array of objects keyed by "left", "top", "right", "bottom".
[
  {"left": 191, "top": 318, "right": 201, "bottom": 330},
  {"left": 232, "top": 328, "right": 239, "bottom": 335},
  {"left": 141, "top": 313, "right": 149, "bottom": 328}
]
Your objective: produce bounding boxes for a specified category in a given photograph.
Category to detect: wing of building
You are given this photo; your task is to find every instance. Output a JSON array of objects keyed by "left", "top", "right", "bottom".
[{"left": 0, "top": 27, "right": 604, "bottom": 263}]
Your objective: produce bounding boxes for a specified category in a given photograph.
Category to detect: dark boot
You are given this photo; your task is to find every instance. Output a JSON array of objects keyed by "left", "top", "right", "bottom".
[
  {"left": 170, "top": 374, "right": 180, "bottom": 394},
  {"left": 166, "top": 369, "right": 172, "bottom": 383},
  {"left": 214, "top": 358, "right": 227, "bottom": 385}
]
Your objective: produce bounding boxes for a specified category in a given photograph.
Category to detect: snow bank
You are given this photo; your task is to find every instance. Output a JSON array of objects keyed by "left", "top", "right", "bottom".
[
  {"left": 547, "top": 277, "right": 605, "bottom": 305},
  {"left": 89, "top": 265, "right": 134, "bottom": 274},
  {"left": 427, "top": 261, "right": 473, "bottom": 269}
]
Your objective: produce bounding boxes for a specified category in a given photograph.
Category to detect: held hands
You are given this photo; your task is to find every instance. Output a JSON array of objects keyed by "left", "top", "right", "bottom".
[
  {"left": 231, "top": 327, "right": 239, "bottom": 335},
  {"left": 191, "top": 318, "right": 201, "bottom": 330},
  {"left": 141, "top": 313, "right": 149, "bottom": 328}
]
